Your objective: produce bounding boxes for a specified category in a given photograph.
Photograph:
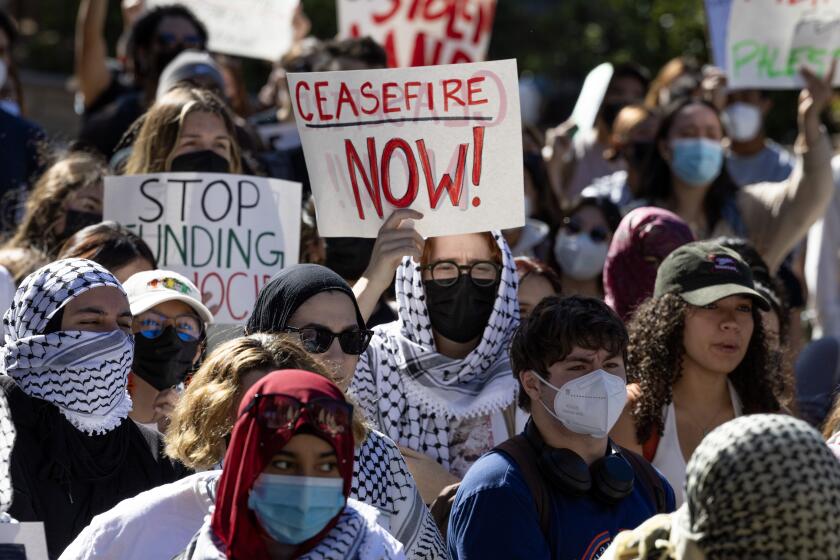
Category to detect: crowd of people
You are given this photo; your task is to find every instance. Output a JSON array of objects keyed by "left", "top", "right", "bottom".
[{"left": 0, "top": 2, "right": 840, "bottom": 559}]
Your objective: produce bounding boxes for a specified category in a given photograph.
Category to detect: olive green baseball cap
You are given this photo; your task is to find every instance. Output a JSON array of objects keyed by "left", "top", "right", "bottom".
[{"left": 653, "top": 241, "right": 770, "bottom": 310}]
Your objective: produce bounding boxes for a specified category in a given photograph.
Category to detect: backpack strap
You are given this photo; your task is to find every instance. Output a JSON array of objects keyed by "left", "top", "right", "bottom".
[
  {"left": 619, "top": 446, "right": 669, "bottom": 513},
  {"left": 494, "top": 435, "right": 553, "bottom": 542}
]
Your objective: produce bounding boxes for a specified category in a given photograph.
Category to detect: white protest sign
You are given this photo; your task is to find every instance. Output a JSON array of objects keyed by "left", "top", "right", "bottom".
[
  {"left": 337, "top": 0, "right": 496, "bottom": 67},
  {"left": 288, "top": 59, "right": 523, "bottom": 238},
  {"left": 570, "top": 62, "right": 613, "bottom": 138},
  {"left": 147, "top": 0, "right": 299, "bottom": 61},
  {"left": 726, "top": 0, "right": 840, "bottom": 89},
  {"left": 105, "top": 173, "right": 302, "bottom": 324},
  {"left": 704, "top": 0, "right": 733, "bottom": 67},
  {"left": 0, "top": 522, "right": 48, "bottom": 560}
]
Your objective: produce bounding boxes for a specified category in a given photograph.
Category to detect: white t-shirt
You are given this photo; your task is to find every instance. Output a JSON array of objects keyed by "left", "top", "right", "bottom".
[
  {"left": 58, "top": 470, "right": 218, "bottom": 560},
  {"left": 651, "top": 382, "right": 743, "bottom": 507}
]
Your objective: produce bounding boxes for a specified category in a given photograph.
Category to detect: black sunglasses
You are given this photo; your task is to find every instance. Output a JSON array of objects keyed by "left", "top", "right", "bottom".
[{"left": 283, "top": 326, "right": 373, "bottom": 355}]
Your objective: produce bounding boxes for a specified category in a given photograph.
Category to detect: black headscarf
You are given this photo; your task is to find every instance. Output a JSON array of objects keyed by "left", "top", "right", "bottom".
[{"left": 245, "top": 264, "right": 365, "bottom": 335}]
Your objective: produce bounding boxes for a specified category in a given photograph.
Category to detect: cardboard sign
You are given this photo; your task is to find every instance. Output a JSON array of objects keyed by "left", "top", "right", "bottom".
[
  {"left": 570, "top": 63, "right": 613, "bottom": 138},
  {"left": 726, "top": 0, "right": 840, "bottom": 89},
  {"left": 338, "top": 0, "right": 496, "bottom": 68},
  {"left": 287, "top": 59, "right": 523, "bottom": 238},
  {"left": 0, "top": 522, "right": 48, "bottom": 560},
  {"left": 105, "top": 173, "right": 302, "bottom": 324},
  {"left": 704, "top": 0, "right": 733, "bottom": 67},
  {"left": 147, "top": 0, "right": 299, "bottom": 61}
]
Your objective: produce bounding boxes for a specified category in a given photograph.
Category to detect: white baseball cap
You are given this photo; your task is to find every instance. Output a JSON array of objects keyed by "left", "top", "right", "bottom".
[{"left": 123, "top": 270, "right": 214, "bottom": 325}]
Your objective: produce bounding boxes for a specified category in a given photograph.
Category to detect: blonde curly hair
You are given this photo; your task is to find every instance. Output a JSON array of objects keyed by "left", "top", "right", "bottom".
[{"left": 165, "top": 333, "right": 368, "bottom": 470}]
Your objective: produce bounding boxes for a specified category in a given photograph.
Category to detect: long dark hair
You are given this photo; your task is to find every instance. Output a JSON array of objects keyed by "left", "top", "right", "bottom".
[
  {"left": 638, "top": 99, "right": 739, "bottom": 233},
  {"left": 628, "top": 293, "right": 782, "bottom": 443}
]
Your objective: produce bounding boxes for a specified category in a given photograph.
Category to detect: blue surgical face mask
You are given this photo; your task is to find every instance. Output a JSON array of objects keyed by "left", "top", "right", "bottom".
[
  {"left": 669, "top": 138, "right": 723, "bottom": 187},
  {"left": 248, "top": 473, "right": 346, "bottom": 545}
]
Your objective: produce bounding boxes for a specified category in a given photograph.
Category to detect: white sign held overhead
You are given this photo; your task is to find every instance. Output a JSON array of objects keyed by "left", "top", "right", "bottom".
[
  {"left": 147, "top": 0, "right": 299, "bottom": 61},
  {"left": 105, "top": 173, "right": 302, "bottom": 324},
  {"left": 288, "top": 59, "right": 524, "bottom": 238},
  {"left": 726, "top": 0, "right": 840, "bottom": 89},
  {"left": 337, "top": 0, "right": 496, "bottom": 67},
  {"left": 570, "top": 62, "right": 614, "bottom": 137}
]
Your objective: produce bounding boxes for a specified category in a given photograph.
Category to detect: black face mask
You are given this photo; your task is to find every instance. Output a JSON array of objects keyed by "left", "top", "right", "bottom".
[
  {"left": 62, "top": 209, "right": 102, "bottom": 238},
  {"left": 133, "top": 326, "right": 200, "bottom": 391},
  {"left": 623, "top": 141, "right": 656, "bottom": 170},
  {"left": 424, "top": 276, "right": 498, "bottom": 344},
  {"left": 170, "top": 150, "right": 231, "bottom": 173}
]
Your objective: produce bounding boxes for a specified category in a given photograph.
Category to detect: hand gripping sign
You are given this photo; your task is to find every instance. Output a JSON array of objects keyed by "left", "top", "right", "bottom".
[
  {"left": 288, "top": 59, "right": 524, "bottom": 238},
  {"left": 105, "top": 173, "right": 302, "bottom": 324}
]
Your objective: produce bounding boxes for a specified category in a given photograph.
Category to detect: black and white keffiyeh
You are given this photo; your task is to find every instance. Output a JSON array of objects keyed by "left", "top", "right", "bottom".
[
  {"left": 0, "top": 390, "right": 13, "bottom": 519},
  {"left": 183, "top": 499, "right": 405, "bottom": 560},
  {"left": 352, "top": 231, "right": 519, "bottom": 467},
  {"left": 1, "top": 259, "right": 134, "bottom": 436}
]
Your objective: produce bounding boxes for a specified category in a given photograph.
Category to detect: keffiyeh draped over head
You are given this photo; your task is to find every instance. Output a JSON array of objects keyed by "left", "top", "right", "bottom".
[
  {"left": 603, "top": 207, "right": 694, "bottom": 322},
  {"left": 0, "top": 392, "right": 13, "bottom": 517},
  {"left": 379, "top": 231, "right": 519, "bottom": 420},
  {"left": 676, "top": 414, "right": 840, "bottom": 559},
  {"left": 1, "top": 259, "right": 134, "bottom": 435}
]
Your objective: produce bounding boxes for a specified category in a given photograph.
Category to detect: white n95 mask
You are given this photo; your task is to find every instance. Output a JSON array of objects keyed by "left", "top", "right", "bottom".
[{"left": 533, "top": 368, "right": 627, "bottom": 438}]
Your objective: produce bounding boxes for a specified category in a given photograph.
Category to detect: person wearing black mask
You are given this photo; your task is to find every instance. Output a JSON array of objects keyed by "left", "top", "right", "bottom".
[
  {"left": 124, "top": 86, "right": 241, "bottom": 175},
  {"left": 352, "top": 229, "right": 527, "bottom": 504},
  {"left": 0, "top": 152, "right": 106, "bottom": 283},
  {"left": 582, "top": 104, "right": 660, "bottom": 211},
  {"left": 76, "top": 4, "right": 208, "bottom": 158},
  {"left": 124, "top": 270, "right": 213, "bottom": 433}
]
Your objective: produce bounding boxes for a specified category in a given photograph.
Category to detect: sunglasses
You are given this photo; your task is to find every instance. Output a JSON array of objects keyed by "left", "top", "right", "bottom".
[
  {"left": 136, "top": 310, "right": 201, "bottom": 342},
  {"left": 155, "top": 32, "right": 204, "bottom": 49},
  {"left": 283, "top": 326, "right": 373, "bottom": 355},
  {"left": 562, "top": 218, "right": 609, "bottom": 243},
  {"left": 243, "top": 393, "right": 353, "bottom": 438}
]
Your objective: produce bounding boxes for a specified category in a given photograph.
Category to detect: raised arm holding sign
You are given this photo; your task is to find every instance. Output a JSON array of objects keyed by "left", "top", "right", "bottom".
[{"left": 288, "top": 59, "right": 524, "bottom": 239}]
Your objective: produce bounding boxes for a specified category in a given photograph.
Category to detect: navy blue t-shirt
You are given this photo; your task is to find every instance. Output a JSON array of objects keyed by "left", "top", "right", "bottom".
[{"left": 448, "top": 448, "right": 675, "bottom": 560}]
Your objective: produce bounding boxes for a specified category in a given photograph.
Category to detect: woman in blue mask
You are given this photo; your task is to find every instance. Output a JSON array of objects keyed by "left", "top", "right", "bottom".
[
  {"left": 636, "top": 64, "right": 834, "bottom": 273},
  {"left": 177, "top": 369, "right": 404, "bottom": 559}
]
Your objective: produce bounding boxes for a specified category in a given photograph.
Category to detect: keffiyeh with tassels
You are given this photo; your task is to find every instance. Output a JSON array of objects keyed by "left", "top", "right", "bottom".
[
  {"left": 1, "top": 259, "right": 134, "bottom": 436},
  {"left": 351, "top": 231, "right": 519, "bottom": 468}
]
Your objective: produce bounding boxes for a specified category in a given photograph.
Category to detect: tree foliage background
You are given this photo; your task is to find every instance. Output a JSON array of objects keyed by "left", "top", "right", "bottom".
[{"left": 5, "top": 0, "right": 803, "bottom": 138}]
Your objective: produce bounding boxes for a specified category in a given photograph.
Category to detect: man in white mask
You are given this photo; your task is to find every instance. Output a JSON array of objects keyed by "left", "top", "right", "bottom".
[
  {"left": 722, "top": 88, "right": 794, "bottom": 187},
  {"left": 447, "top": 296, "right": 675, "bottom": 559}
]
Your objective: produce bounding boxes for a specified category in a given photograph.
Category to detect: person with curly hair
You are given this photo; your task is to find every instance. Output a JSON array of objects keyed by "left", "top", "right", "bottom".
[{"left": 611, "top": 241, "right": 782, "bottom": 506}]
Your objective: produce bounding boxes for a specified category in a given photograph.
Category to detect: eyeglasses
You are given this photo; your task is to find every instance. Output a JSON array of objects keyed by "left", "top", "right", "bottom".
[
  {"left": 136, "top": 310, "right": 202, "bottom": 341},
  {"left": 419, "top": 260, "right": 501, "bottom": 287},
  {"left": 283, "top": 326, "right": 373, "bottom": 355},
  {"left": 562, "top": 218, "right": 609, "bottom": 243},
  {"left": 148, "top": 277, "right": 193, "bottom": 295},
  {"left": 155, "top": 32, "right": 204, "bottom": 50},
  {"left": 243, "top": 393, "right": 353, "bottom": 438}
]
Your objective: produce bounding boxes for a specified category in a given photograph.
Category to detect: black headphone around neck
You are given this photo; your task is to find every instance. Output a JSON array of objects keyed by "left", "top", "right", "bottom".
[{"left": 524, "top": 419, "right": 635, "bottom": 504}]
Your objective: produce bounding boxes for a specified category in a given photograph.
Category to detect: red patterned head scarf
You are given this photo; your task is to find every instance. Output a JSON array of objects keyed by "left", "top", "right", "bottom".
[
  {"left": 603, "top": 207, "right": 694, "bottom": 321},
  {"left": 210, "top": 370, "right": 355, "bottom": 559}
]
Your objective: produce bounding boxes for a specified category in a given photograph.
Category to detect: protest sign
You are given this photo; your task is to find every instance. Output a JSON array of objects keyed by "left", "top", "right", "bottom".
[
  {"left": 105, "top": 173, "right": 302, "bottom": 324},
  {"left": 287, "top": 59, "right": 523, "bottom": 238},
  {"left": 726, "top": 0, "right": 840, "bottom": 89},
  {"left": 0, "top": 522, "right": 48, "bottom": 560},
  {"left": 704, "top": 0, "right": 733, "bottom": 67},
  {"left": 338, "top": 0, "right": 496, "bottom": 68},
  {"left": 570, "top": 63, "right": 613, "bottom": 138},
  {"left": 147, "top": 0, "right": 299, "bottom": 61}
]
